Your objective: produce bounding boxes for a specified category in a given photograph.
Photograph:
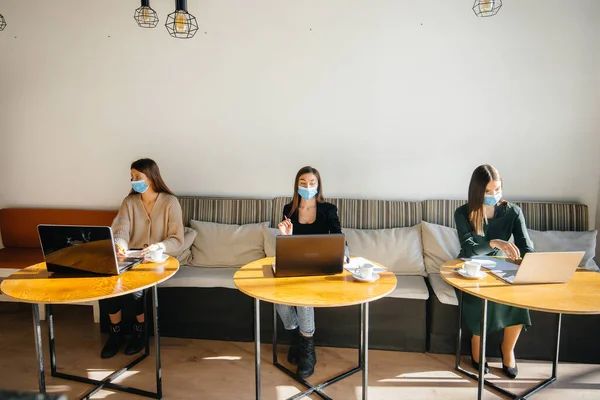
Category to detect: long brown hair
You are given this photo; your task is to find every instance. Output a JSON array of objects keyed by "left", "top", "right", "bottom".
[
  {"left": 129, "top": 158, "right": 175, "bottom": 196},
  {"left": 467, "top": 164, "right": 506, "bottom": 235},
  {"left": 287, "top": 166, "right": 325, "bottom": 217}
]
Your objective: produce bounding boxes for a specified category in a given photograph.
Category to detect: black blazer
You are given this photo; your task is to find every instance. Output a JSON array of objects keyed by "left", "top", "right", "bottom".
[{"left": 282, "top": 202, "right": 342, "bottom": 236}]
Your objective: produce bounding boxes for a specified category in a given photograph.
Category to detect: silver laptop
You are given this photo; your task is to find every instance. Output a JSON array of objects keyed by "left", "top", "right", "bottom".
[
  {"left": 489, "top": 251, "right": 585, "bottom": 284},
  {"left": 273, "top": 234, "right": 345, "bottom": 277},
  {"left": 38, "top": 225, "right": 144, "bottom": 275}
]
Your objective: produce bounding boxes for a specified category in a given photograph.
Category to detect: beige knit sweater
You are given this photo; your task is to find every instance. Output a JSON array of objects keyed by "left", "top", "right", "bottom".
[{"left": 112, "top": 193, "right": 184, "bottom": 254}]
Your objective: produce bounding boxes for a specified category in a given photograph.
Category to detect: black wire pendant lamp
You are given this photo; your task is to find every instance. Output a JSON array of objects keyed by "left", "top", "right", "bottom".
[
  {"left": 0, "top": 14, "right": 6, "bottom": 31},
  {"left": 134, "top": 0, "right": 159, "bottom": 28},
  {"left": 472, "top": 0, "right": 502, "bottom": 17},
  {"left": 166, "top": 0, "right": 198, "bottom": 39}
]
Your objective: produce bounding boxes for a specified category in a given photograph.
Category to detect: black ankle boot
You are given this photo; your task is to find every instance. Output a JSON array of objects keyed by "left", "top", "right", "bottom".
[
  {"left": 297, "top": 335, "right": 317, "bottom": 379},
  {"left": 499, "top": 345, "right": 518, "bottom": 379},
  {"left": 124, "top": 322, "right": 145, "bottom": 356},
  {"left": 101, "top": 323, "right": 123, "bottom": 359},
  {"left": 287, "top": 328, "right": 300, "bottom": 365}
]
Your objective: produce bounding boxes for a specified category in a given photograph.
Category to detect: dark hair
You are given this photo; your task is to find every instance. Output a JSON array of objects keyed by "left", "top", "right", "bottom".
[
  {"left": 287, "top": 166, "right": 325, "bottom": 217},
  {"left": 129, "top": 158, "right": 175, "bottom": 196},
  {"left": 467, "top": 164, "right": 506, "bottom": 235}
]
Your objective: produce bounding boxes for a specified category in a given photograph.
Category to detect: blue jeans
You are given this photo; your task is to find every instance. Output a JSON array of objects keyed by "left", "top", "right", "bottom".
[{"left": 275, "top": 304, "right": 315, "bottom": 335}]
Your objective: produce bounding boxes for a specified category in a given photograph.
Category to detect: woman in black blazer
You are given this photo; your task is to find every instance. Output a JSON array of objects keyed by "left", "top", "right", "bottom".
[{"left": 276, "top": 166, "right": 344, "bottom": 379}]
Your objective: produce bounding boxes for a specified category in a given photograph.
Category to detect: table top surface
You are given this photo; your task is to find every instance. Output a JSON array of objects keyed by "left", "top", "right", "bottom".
[
  {"left": 441, "top": 259, "right": 600, "bottom": 314},
  {"left": 233, "top": 257, "right": 397, "bottom": 307},
  {"left": 0, "top": 257, "right": 179, "bottom": 304}
]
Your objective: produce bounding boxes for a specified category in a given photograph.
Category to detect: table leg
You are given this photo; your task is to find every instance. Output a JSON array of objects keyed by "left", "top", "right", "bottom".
[
  {"left": 273, "top": 303, "right": 278, "bottom": 364},
  {"left": 455, "top": 291, "right": 463, "bottom": 370},
  {"left": 32, "top": 304, "right": 46, "bottom": 393},
  {"left": 152, "top": 286, "right": 162, "bottom": 399},
  {"left": 361, "top": 302, "right": 369, "bottom": 400},
  {"left": 47, "top": 305, "right": 57, "bottom": 376},
  {"left": 552, "top": 313, "right": 561, "bottom": 379},
  {"left": 477, "top": 299, "right": 488, "bottom": 400},
  {"left": 255, "top": 298, "right": 261, "bottom": 399}
]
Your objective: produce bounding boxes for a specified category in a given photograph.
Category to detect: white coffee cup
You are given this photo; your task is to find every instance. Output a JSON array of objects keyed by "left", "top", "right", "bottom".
[
  {"left": 148, "top": 248, "right": 164, "bottom": 262},
  {"left": 358, "top": 263, "right": 374, "bottom": 279},
  {"left": 463, "top": 261, "right": 481, "bottom": 277}
]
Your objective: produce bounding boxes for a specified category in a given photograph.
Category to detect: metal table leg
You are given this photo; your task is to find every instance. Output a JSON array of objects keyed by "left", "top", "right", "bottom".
[
  {"left": 255, "top": 298, "right": 261, "bottom": 399},
  {"left": 477, "top": 299, "right": 488, "bottom": 400},
  {"left": 454, "top": 292, "right": 561, "bottom": 399},
  {"left": 271, "top": 303, "right": 364, "bottom": 400},
  {"left": 32, "top": 304, "right": 46, "bottom": 393},
  {"left": 361, "top": 302, "right": 369, "bottom": 400},
  {"left": 43, "top": 287, "right": 164, "bottom": 399}
]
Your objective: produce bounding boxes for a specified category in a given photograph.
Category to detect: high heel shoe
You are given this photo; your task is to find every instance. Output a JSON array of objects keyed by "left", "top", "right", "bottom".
[
  {"left": 470, "top": 344, "right": 489, "bottom": 374},
  {"left": 499, "top": 344, "right": 518, "bottom": 379}
]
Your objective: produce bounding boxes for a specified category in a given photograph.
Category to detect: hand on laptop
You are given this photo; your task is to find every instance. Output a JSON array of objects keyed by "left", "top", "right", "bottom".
[
  {"left": 278, "top": 216, "right": 293, "bottom": 235},
  {"left": 490, "top": 239, "right": 521, "bottom": 260}
]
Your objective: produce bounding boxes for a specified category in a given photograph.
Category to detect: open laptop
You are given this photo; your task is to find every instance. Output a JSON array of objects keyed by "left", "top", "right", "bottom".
[
  {"left": 38, "top": 225, "right": 144, "bottom": 275},
  {"left": 273, "top": 234, "right": 345, "bottom": 277},
  {"left": 488, "top": 251, "right": 585, "bottom": 284}
]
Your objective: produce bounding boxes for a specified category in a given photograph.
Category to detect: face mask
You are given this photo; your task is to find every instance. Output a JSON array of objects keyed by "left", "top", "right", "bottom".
[
  {"left": 131, "top": 180, "right": 149, "bottom": 194},
  {"left": 298, "top": 185, "right": 318, "bottom": 200},
  {"left": 484, "top": 192, "right": 502, "bottom": 206}
]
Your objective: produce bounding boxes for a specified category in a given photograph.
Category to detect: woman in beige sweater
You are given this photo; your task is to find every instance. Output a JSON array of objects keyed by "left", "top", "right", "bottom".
[{"left": 102, "top": 158, "right": 184, "bottom": 359}]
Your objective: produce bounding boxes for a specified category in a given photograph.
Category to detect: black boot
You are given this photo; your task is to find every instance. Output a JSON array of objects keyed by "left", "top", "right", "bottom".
[
  {"left": 101, "top": 323, "right": 123, "bottom": 359},
  {"left": 297, "top": 335, "right": 317, "bottom": 379},
  {"left": 287, "top": 328, "right": 300, "bottom": 365},
  {"left": 124, "top": 322, "right": 145, "bottom": 356}
]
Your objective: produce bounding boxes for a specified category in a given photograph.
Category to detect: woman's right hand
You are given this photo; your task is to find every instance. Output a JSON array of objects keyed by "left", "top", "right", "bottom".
[
  {"left": 490, "top": 239, "right": 521, "bottom": 260},
  {"left": 278, "top": 217, "right": 293, "bottom": 236},
  {"left": 115, "top": 243, "right": 127, "bottom": 257}
]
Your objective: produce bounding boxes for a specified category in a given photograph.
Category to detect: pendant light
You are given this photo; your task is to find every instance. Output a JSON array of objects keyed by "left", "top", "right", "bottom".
[
  {"left": 134, "top": 0, "right": 159, "bottom": 28},
  {"left": 0, "top": 14, "right": 6, "bottom": 31},
  {"left": 165, "top": 0, "right": 198, "bottom": 39},
  {"left": 472, "top": 0, "right": 502, "bottom": 17}
]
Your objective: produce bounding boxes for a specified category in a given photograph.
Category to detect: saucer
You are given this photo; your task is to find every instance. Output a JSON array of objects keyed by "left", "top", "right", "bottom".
[
  {"left": 145, "top": 254, "right": 169, "bottom": 263},
  {"left": 455, "top": 268, "right": 487, "bottom": 280},
  {"left": 351, "top": 272, "right": 380, "bottom": 282}
]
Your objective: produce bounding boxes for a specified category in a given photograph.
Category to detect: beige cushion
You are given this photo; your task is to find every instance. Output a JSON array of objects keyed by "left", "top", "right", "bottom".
[
  {"left": 344, "top": 225, "right": 425, "bottom": 276},
  {"left": 189, "top": 220, "right": 269, "bottom": 267},
  {"left": 263, "top": 226, "right": 279, "bottom": 258},
  {"left": 169, "top": 227, "right": 197, "bottom": 265},
  {"left": 527, "top": 229, "right": 599, "bottom": 272},
  {"left": 428, "top": 273, "right": 458, "bottom": 306},
  {"left": 158, "top": 265, "right": 238, "bottom": 289},
  {"left": 385, "top": 275, "right": 429, "bottom": 300},
  {"left": 421, "top": 221, "right": 461, "bottom": 274}
]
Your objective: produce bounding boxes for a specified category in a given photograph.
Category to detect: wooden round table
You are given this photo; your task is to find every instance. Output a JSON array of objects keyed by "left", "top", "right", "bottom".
[
  {"left": 234, "top": 257, "right": 397, "bottom": 400},
  {"left": 441, "top": 259, "right": 600, "bottom": 400},
  {"left": 0, "top": 258, "right": 179, "bottom": 400}
]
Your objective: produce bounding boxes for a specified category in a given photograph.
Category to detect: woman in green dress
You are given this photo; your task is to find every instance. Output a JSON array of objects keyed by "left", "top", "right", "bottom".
[{"left": 454, "top": 164, "right": 535, "bottom": 379}]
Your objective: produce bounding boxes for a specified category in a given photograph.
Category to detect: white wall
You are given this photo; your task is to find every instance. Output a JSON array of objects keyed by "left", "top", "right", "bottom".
[{"left": 0, "top": 1, "right": 599, "bottom": 228}]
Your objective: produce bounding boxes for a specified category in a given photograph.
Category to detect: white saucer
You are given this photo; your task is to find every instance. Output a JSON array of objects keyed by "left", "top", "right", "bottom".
[
  {"left": 351, "top": 272, "right": 380, "bottom": 282},
  {"left": 455, "top": 268, "right": 487, "bottom": 280},
  {"left": 145, "top": 254, "right": 169, "bottom": 263}
]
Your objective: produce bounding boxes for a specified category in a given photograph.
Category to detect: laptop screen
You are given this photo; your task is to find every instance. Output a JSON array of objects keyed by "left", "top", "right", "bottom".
[{"left": 38, "top": 225, "right": 119, "bottom": 274}]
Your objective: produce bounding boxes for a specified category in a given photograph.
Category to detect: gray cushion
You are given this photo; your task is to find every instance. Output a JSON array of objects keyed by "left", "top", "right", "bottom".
[
  {"left": 428, "top": 273, "right": 458, "bottom": 306},
  {"left": 159, "top": 266, "right": 238, "bottom": 289},
  {"left": 385, "top": 275, "right": 429, "bottom": 300}
]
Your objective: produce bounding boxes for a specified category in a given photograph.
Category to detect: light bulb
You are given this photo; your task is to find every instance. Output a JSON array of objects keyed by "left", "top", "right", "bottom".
[
  {"left": 480, "top": 0, "right": 494, "bottom": 13},
  {"left": 175, "top": 11, "right": 189, "bottom": 34},
  {"left": 141, "top": 7, "right": 152, "bottom": 24}
]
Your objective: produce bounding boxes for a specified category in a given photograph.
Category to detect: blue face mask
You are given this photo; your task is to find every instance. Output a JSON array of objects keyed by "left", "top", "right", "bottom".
[
  {"left": 131, "top": 180, "right": 149, "bottom": 194},
  {"left": 484, "top": 192, "right": 502, "bottom": 206},
  {"left": 298, "top": 186, "right": 318, "bottom": 200}
]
